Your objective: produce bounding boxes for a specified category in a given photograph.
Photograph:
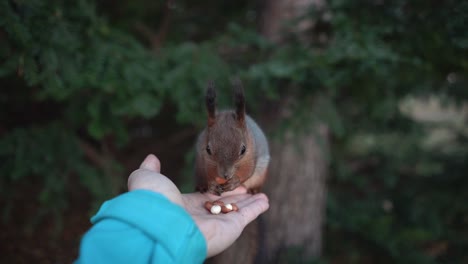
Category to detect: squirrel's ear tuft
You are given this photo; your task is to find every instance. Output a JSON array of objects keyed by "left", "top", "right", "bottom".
[
  {"left": 206, "top": 81, "right": 217, "bottom": 127},
  {"left": 232, "top": 78, "right": 245, "bottom": 126}
]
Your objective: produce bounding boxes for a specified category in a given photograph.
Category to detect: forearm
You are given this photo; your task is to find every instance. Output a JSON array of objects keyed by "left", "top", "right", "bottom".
[{"left": 75, "top": 190, "right": 207, "bottom": 264}]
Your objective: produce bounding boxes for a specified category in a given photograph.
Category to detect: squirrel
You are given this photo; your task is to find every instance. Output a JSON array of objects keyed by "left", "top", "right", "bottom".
[{"left": 195, "top": 79, "right": 270, "bottom": 195}]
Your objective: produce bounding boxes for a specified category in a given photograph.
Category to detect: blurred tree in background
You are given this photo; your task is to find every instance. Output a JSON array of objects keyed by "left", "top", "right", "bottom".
[{"left": 1, "top": 0, "right": 467, "bottom": 263}]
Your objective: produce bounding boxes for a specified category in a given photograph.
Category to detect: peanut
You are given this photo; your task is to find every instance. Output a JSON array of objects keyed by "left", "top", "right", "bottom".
[
  {"left": 204, "top": 201, "right": 214, "bottom": 210},
  {"left": 204, "top": 200, "right": 239, "bottom": 214},
  {"left": 229, "top": 203, "right": 239, "bottom": 212},
  {"left": 210, "top": 204, "right": 222, "bottom": 214},
  {"left": 213, "top": 200, "right": 225, "bottom": 206},
  {"left": 221, "top": 205, "right": 232, "bottom": 213}
]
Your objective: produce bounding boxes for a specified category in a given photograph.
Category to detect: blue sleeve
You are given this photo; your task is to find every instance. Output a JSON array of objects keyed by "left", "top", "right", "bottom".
[{"left": 75, "top": 190, "right": 207, "bottom": 264}]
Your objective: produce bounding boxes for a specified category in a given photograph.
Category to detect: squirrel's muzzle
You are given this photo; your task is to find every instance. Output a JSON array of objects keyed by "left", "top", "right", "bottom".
[{"left": 218, "top": 167, "right": 235, "bottom": 180}]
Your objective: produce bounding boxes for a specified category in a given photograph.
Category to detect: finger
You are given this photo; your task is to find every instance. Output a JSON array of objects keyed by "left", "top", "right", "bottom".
[
  {"left": 139, "top": 154, "right": 161, "bottom": 172},
  {"left": 182, "top": 192, "right": 251, "bottom": 212},
  {"left": 220, "top": 185, "right": 248, "bottom": 197},
  {"left": 214, "top": 193, "right": 253, "bottom": 205},
  {"left": 232, "top": 193, "right": 266, "bottom": 209},
  {"left": 231, "top": 193, "right": 269, "bottom": 225},
  {"left": 128, "top": 170, "right": 185, "bottom": 207}
]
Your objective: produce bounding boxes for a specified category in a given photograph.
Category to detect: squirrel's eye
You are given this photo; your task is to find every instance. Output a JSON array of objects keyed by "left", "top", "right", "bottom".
[
  {"left": 240, "top": 144, "right": 246, "bottom": 155},
  {"left": 206, "top": 145, "right": 212, "bottom": 155}
]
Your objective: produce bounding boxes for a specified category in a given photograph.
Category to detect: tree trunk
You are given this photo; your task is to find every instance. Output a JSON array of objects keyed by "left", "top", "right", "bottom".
[
  {"left": 261, "top": 128, "right": 328, "bottom": 262},
  {"left": 258, "top": 0, "right": 323, "bottom": 43},
  {"left": 260, "top": 0, "right": 329, "bottom": 262},
  {"left": 209, "top": 0, "right": 329, "bottom": 263}
]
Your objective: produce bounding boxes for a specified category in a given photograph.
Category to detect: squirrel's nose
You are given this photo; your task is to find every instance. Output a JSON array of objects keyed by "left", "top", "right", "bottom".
[
  {"left": 219, "top": 167, "right": 234, "bottom": 180},
  {"left": 223, "top": 172, "right": 233, "bottom": 180}
]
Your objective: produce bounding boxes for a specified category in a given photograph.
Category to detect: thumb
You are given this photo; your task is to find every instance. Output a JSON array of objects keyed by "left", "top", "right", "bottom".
[{"left": 139, "top": 154, "right": 161, "bottom": 172}]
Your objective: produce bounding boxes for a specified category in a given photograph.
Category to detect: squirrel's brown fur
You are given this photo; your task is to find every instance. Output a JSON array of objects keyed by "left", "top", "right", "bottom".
[{"left": 195, "top": 79, "right": 270, "bottom": 195}]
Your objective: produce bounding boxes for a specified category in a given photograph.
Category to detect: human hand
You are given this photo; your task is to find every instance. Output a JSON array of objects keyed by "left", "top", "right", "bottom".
[{"left": 127, "top": 154, "right": 269, "bottom": 257}]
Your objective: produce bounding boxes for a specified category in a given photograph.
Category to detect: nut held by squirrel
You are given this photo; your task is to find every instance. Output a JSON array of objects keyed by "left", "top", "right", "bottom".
[{"left": 195, "top": 79, "right": 270, "bottom": 196}]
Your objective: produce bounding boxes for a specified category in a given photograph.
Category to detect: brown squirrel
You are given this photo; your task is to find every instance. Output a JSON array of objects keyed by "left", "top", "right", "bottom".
[{"left": 195, "top": 79, "right": 270, "bottom": 195}]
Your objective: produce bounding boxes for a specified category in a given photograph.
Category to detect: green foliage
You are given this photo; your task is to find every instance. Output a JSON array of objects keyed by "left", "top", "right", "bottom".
[
  {"left": 1, "top": 0, "right": 467, "bottom": 263},
  {"left": 0, "top": 0, "right": 232, "bottom": 223},
  {"left": 313, "top": 1, "right": 468, "bottom": 263},
  {"left": 0, "top": 123, "right": 110, "bottom": 230}
]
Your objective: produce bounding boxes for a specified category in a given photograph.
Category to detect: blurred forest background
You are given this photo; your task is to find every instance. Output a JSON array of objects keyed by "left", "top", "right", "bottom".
[{"left": 1, "top": 0, "right": 468, "bottom": 263}]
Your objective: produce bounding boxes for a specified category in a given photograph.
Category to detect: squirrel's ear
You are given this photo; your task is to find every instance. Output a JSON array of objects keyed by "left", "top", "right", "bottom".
[
  {"left": 232, "top": 78, "right": 245, "bottom": 126},
  {"left": 206, "top": 81, "right": 217, "bottom": 127}
]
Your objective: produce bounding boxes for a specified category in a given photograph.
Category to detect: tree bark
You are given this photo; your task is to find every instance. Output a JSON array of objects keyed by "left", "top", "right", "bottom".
[
  {"left": 209, "top": 0, "right": 329, "bottom": 263},
  {"left": 261, "top": 128, "right": 328, "bottom": 262},
  {"left": 258, "top": 0, "right": 323, "bottom": 43},
  {"left": 260, "top": 0, "right": 329, "bottom": 262}
]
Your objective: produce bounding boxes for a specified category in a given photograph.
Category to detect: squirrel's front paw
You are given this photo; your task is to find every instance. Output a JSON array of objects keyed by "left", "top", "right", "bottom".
[
  {"left": 213, "top": 184, "right": 224, "bottom": 196},
  {"left": 220, "top": 178, "right": 241, "bottom": 193},
  {"left": 205, "top": 184, "right": 223, "bottom": 196}
]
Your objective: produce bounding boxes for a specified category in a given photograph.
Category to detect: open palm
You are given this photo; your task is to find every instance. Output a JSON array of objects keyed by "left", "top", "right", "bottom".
[{"left": 128, "top": 154, "right": 269, "bottom": 257}]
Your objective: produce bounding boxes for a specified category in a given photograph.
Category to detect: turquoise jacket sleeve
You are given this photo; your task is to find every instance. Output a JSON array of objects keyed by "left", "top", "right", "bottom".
[{"left": 75, "top": 190, "right": 207, "bottom": 264}]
